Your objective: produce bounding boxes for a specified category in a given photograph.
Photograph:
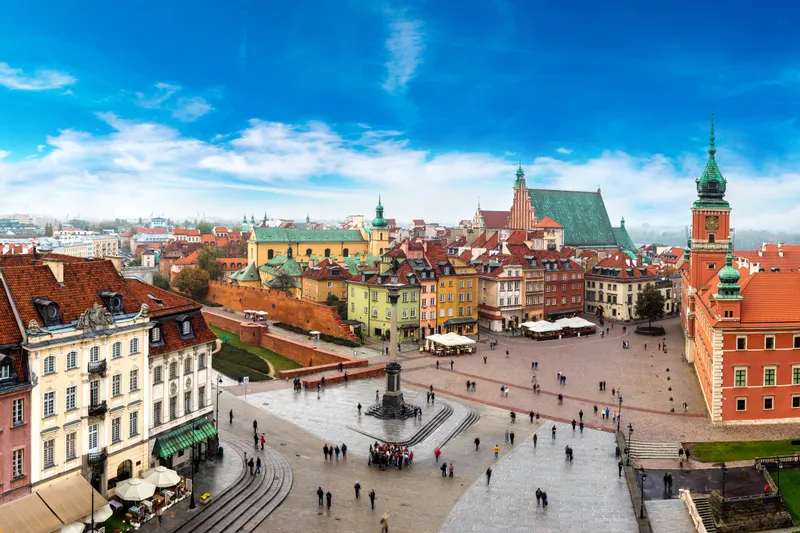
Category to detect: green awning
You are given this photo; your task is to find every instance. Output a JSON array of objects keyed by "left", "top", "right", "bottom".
[
  {"left": 444, "top": 318, "right": 478, "bottom": 326},
  {"left": 153, "top": 419, "right": 218, "bottom": 459}
]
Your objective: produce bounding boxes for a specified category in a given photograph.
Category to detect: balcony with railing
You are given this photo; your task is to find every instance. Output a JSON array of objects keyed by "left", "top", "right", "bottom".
[
  {"left": 88, "top": 401, "right": 108, "bottom": 417},
  {"left": 88, "top": 359, "right": 107, "bottom": 375},
  {"left": 87, "top": 447, "right": 107, "bottom": 465}
]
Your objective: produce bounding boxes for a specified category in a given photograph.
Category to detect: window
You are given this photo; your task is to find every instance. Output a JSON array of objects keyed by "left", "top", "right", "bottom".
[
  {"left": 372, "top": 291, "right": 378, "bottom": 301},
  {"left": 351, "top": 287, "right": 355, "bottom": 297},
  {"left": 385, "top": 308, "right": 391, "bottom": 319},
  {"left": 154, "top": 366, "right": 163, "bottom": 384},
  {"left": 561, "top": 297, "right": 566, "bottom": 304},
  {"left": 184, "top": 358, "right": 193, "bottom": 374},
  {"left": 793, "top": 366, "right": 800, "bottom": 385},
  {"left": 350, "top": 303, "right": 355, "bottom": 312},
  {"left": 467, "top": 280, "right": 473, "bottom": 288},
  {"left": 736, "top": 337, "right": 747, "bottom": 350},
  {"left": 500, "top": 298, "right": 505, "bottom": 306},
  {"left": 765, "top": 336, "right": 775, "bottom": 350},
  {"left": 184, "top": 391, "right": 192, "bottom": 414},
  {"left": 764, "top": 396, "right": 774, "bottom": 410},
  {"left": 422, "top": 311, "right": 427, "bottom": 320},
  {"left": 324, "top": 248, "right": 331, "bottom": 258},
  {"left": 130, "top": 411, "right": 139, "bottom": 437},
  {"left": 467, "top": 306, "right": 472, "bottom": 315},
  {"left": 112, "top": 417, "right": 121, "bottom": 443},
  {"left": 411, "top": 292, "right": 417, "bottom": 302},
  {"left": 734, "top": 368, "right": 747, "bottom": 387},
  {"left": 199, "top": 386, "right": 206, "bottom": 408},
  {"left": 448, "top": 308, "right": 454, "bottom": 317},
  {"left": 402, "top": 292, "right": 408, "bottom": 303},
  {"left": 130, "top": 338, "right": 140, "bottom": 355},
  {"left": 43, "top": 391, "right": 55, "bottom": 417},
  {"left": 170, "top": 362, "right": 178, "bottom": 379},
  {"left": 154, "top": 401, "right": 163, "bottom": 426},
  {"left": 372, "top": 307, "right": 378, "bottom": 317},
  {"left": 90, "top": 346, "right": 99, "bottom": 362},
  {"left": 708, "top": 234, "right": 715, "bottom": 243},
  {"left": 793, "top": 396, "right": 800, "bottom": 409},
  {"left": 112, "top": 342, "right": 121, "bottom": 359},
  {"left": 440, "top": 294, "right": 445, "bottom": 303},
  {"left": 401, "top": 309, "right": 408, "bottom": 319},
  {"left": 0, "top": 365, "right": 10, "bottom": 379},
  {"left": 430, "top": 297, "right": 435, "bottom": 306},
  {"left": 43, "top": 439, "right": 55, "bottom": 468},
  {"left": 736, "top": 397, "right": 746, "bottom": 411},
  {"left": 66, "top": 385, "right": 77, "bottom": 411},
  {"left": 130, "top": 369, "right": 139, "bottom": 391},
  {"left": 66, "top": 351, "right": 77, "bottom": 370},
  {"left": 458, "top": 307, "right": 464, "bottom": 317},
  {"left": 795, "top": 335, "right": 800, "bottom": 349},
  {"left": 12, "top": 399, "right": 23, "bottom": 426},
  {"left": 112, "top": 374, "right": 122, "bottom": 397},
  {"left": 199, "top": 354, "right": 206, "bottom": 370},
  {"left": 44, "top": 356, "right": 56, "bottom": 375},
  {"left": 440, "top": 308, "right": 445, "bottom": 318},
  {"left": 169, "top": 396, "right": 177, "bottom": 420},
  {"left": 66, "top": 432, "right": 76, "bottom": 461},
  {"left": 12, "top": 449, "right": 23, "bottom": 478},
  {"left": 181, "top": 320, "right": 193, "bottom": 336},
  {"left": 764, "top": 367, "right": 776, "bottom": 387},
  {"left": 151, "top": 327, "right": 161, "bottom": 343},
  {"left": 448, "top": 294, "right": 454, "bottom": 302}
]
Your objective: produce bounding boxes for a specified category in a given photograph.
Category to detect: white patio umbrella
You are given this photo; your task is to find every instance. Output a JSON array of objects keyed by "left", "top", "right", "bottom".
[
  {"left": 141, "top": 466, "right": 181, "bottom": 488},
  {"left": 60, "top": 522, "right": 86, "bottom": 533},
  {"left": 81, "top": 503, "right": 113, "bottom": 523},
  {"left": 114, "top": 478, "right": 156, "bottom": 501}
]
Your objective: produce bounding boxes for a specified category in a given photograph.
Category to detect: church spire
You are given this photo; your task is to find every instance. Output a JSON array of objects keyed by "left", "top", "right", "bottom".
[
  {"left": 514, "top": 163, "right": 525, "bottom": 188},
  {"left": 694, "top": 111, "right": 728, "bottom": 209}
]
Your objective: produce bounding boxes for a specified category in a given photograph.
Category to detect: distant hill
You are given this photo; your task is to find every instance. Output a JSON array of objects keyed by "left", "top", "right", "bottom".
[{"left": 628, "top": 228, "right": 800, "bottom": 250}]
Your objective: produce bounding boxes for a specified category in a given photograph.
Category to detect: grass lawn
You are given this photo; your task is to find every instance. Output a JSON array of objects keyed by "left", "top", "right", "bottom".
[
  {"left": 213, "top": 343, "right": 272, "bottom": 382},
  {"left": 778, "top": 469, "right": 800, "bottom": 523},
  {"left": 687, "top": 440, "right": 800, "bottom": 463},
  {"left": 209, "top": 325, "right": 301, "bottom": 374}
]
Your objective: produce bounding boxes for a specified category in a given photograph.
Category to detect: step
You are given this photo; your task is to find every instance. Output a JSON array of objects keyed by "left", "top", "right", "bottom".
[
  {"left": 628, "top": 440, "right": 680, "bottom": 460},
  {"left": 438, "top": 407, "right": 480, "bottom": 450},
  {"left": 691, "top": 495, "right": 717, "bottom": 533}
]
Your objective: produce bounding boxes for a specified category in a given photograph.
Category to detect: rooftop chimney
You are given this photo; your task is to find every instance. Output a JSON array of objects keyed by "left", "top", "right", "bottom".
[
  {"left": 41, "top": 257, "right": 64, "bottom": 283},
  {"left": 104, "top": 255, "right": 123, "bottom": 273}
]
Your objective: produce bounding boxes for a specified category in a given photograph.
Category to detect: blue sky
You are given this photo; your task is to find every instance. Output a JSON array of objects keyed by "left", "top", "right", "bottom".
[{"left": 1, "top": 1, "right": 799, "bottom": 229}]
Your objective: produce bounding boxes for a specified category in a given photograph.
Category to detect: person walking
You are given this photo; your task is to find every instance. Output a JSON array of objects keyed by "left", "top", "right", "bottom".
[
  {"left": 529, "top": 410, "right": 535, "bottom": 423},
  {"left": 571, "top": 419, "right": 576, "bottom": 431},
  {"left": 685, "top": 447, "right": 691, "bottom": 463},
  {"left": 618, "top": 459, "right": 624, "bottom": 477},
  {"left": 552, "top": 425, "right": 556, "bottom": 439},
  {"left": 667, "top": 472, "right": 673, "bottom": 493},
  {"left": 426, "top": 391, "right": 431, "bottom": 403},
  {"left": 494, "top": 444, "right": 500, "bottom": 459},
  {"left": 253, "top": 419, "right": 258, "bottom": 434},
  {"left": 436, "top": 360, "right": 439, "bottom": 370},
  {"left": 380, "top": 514, "right": 389, "bottom": 533},
  {"left": 334, "top": 445, "right": 340, "bottom": 461},
  {"left": 663, "top": 472, "right": 669, "bottom": 492},
  {"left": 542, "top": 491, "right": 548, "bottom": 507},
  {"left": 434, "top": 447, "right": 441, "bottom": 463},
  {"left": 375, "top": 389, "right": 379, "bottom": 403},
  {"left": 448, "top": 462, "right": 454, "bottom": 478},
  {"left": 504, "top": 430, "right": 509, "bottom": 444},
  {"left": 535, "top": 488, "right": 542, "bottom": 506},
  {"left": 229, "top": 409, "right": 233, "bottom": 424},
  {"left": 341, "top": 443, "right": 348, "bottom": 459},
  {"left": 369, "top": 489, "right": 376, "bottom": 510},
  {"left": 354, "top": 481, "right": 361, "bottom": 499},
  {"left": 505, "top": 386, "right": 509, "bottom": 397},
  {"left": 533, "top": 433, "right": 538, "bottom": 448},
  {"left": 317, "top": 486, "right": 324, "bottom": 506},
  {"left": 323, "top": 444, "right": 329, "bottom": 460},
  {"left": 506, "top": 349, "right": 509, "bottom": 358},
  {"left": 254, "top": 433, "right": 259, "bottom": 449},
  {"left": 440, "top": 462, "right": 447, "bottom": 477},
  {"left": 358, "top": 403, "right": 362, "bottom": 415},
  {"left": 474, "top": 437, "right": 480, "bottom": 451},
  {"left": 579, "top": 421, "right": 584, "bottom": 433},
  {"left": 486, "top": 466, "right": 493, "bottom": 485},
  {"left": 510, "top": 431, "right": 515, "bottom": 445},
  {"left": 248, "top": 458, "right": 255, "bottom": 476},
  {"left": 450, "top": 360, "right": 454, "bottom": 370},
  {"left": 483, "top": 355, "right": 487, "bottom": 364},
  {"left": 260, "top": 433, "right": 265, "bottom": 451},
  {"left": 256, "top": 457, "right": 262, "bottom": 474},
  {"left": 579, "top": 409, "right": 584, "bottom": 422},
  {"left": 326, "top": 491, "right": 332, "bottom": 510}
]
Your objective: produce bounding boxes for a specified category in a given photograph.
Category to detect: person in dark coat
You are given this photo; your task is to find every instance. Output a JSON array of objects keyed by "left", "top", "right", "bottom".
[
  {"left": 317, "top": 487, "right": 324, "bottom": 506},
  {"left": 369, "top": 489, "right": 376, "bottom": 510},
  {"left": 229, "top": 409, "right": 233, "bottom": 424},
  {"left": 354, "top": 481, "right": 361, "bottom": 499},
  {"left": 326, "top": 491, "right": 332, "bottom": 509}
]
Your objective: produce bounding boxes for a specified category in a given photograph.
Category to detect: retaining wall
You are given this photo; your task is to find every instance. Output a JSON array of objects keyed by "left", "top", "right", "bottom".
[
  {"left": 278, "top": 360, "right": 369, "bottom": 380},
  {"left": 304, "top": 366, "right": 386, "bottom": 388}
]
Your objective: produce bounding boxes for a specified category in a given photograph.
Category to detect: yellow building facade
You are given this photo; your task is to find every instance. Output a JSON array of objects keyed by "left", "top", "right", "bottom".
[{"left": 436, "top": 258, "right": 479, "bottom": 335}]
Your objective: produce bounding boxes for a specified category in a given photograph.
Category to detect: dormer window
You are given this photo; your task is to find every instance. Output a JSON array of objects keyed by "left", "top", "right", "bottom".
[
  {"left": 33, "top": 297, "right": 61, "bottom": 327},
  {"left": 0, "top": 354, "right": 14, "bottom": 381},
  {"left": 99, "top": 290, "right": 124, "bottom": 314},
  {"left": 177, "top": 316, "right": 195, "bottom": 339},
  {"left": 150, "top": 325, "right": 163, "bottom": 345}
]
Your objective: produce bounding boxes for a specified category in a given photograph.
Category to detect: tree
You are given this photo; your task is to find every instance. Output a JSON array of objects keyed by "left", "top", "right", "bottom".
[
  {"left": 635, "top": 283, "right": 666, "bottom": 326},
  {"left": 196, "top": 221, "right": 213, "bottom": 235},
  {"left": 270, "top": 272, "right": 296, "bottom": 295},
  {"left": 153, "top": 273, "right": 171, "bottom": 291},
  {"left": 44, "top": 222, "right": 53, "bottom": 237},
  {"left": 197, "top": 247, "right": 222, "bottom": 280},
  {"left": 661, "top": 265, "right": 678, "bottom": 276},
  {"left": 128, "top": 258, "right": 142, "bottom": 267},
  {"left": 325, "top": 294, "right": 347, "bottom": 319},
  {"left": 172, "top": 268, "right": 210, "bottom": 300}
]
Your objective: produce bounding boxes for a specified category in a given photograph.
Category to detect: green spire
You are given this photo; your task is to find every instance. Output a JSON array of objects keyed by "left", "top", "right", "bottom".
[
  {"left": 242, "top": 214, "right": 247, "bottom": 223},
  {"left": 694, "top": 111, "right": 729, "bottom": 209},
  {"left": 716, "top": 241, "right": 742, "bottom": 299},
  {"left": 372, "top": 195, "right": 388, "bottom": 228},
  {"left": 306, "top": 213, "right": 310, "bottom": 223},
  {"left": 514, "top": 163, "right": 525, "bottom": 187},
  {"left": 620, "top": 216, "right": 625, "bottom": 228}
]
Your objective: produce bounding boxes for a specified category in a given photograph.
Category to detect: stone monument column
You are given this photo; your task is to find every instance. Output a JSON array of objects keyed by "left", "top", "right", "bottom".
[{"left": 382, "top": 275, "right": 405, "bottom": 408}]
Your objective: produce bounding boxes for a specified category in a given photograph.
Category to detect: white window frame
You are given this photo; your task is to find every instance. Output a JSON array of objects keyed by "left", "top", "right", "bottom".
[
  {"left": 43, "top": 356, "right": 56, "bottom": 375},
  {"left": 112, "top": 417, "right": 121, "bottom": 444},
  {"left": 792, "top": 395, "right": 800, "bottom": 409},
  {"left": 66, "top": 351, "right": 78, "bottom": 370},
  {"left": 736, "top": 336, "right": 747, "bottom": 351},
  {"left": 793, "top": 365, "right": 800, "bottom": 385},
  {"left": 765, "top": 335, "right": 776, "bottom": 350},
  {"left": 130, "top": 338, "right": 140, "bottom": 355},
  {"left": 66, "top": 385, "right": 77, "bottom": 411},
  {"left": 112, "top": 342, "right": 121, "bottom": 359},
  {"left": 12, "top": 449, "right": 23, "bottom": 478},
  {"left": 65, "top": 432, "right": 77, "bottom": 461},
  {"left": 112, "top": 374, "right": 122, "bottom": 397},
  {"left": 129, "top": 411, "right": 139, "bottom": 437},
  {"left": 43, "top": 439, "right": 55, "bottom": 468},
  {"left": 733, "top": 367, "right": 747, "bottom": 388},
  {"left": 764, "top": 366, "right": 777, "bottom": 387},
  {"left": 764, "top": 396, "right": 775, "bottom": 411},
  {"left": 130, "top": 369, "right": 139, "bottom": 392},
  {"left": 43, "top": 391, "right": 55, "bottom": 418},
  {"left": 735, "top": 397, "right": 747, "bottom": 411},
  {"left": 12, "top": 399, "right": 23, "bottom": 426}
]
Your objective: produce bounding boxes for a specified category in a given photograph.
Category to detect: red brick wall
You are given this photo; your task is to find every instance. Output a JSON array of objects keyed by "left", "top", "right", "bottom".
[
  {"left": 239, "top": 322, "right": 266, "bottom": 346},
  {"left": 304, "top": 366, "right": 386, "bottom": 388},
  {"left": 277, "top": 359, "right": 369, "bottom": 379},
  {"left": 205, "top": 281, "right": 356, "bottom": 340}
]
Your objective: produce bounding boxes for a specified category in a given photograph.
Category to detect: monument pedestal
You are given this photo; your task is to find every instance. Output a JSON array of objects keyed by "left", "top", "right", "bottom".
[{"left": 367, "top": 362, "right": 418, "bottom": 419}]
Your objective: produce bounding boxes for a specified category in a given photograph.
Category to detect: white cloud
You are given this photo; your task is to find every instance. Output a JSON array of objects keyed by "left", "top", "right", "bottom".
[
  {"left": 0, "top": 114, "right": 797, "bottom": 230},
  {"left": 0, "top": 62, "right": 76, "bottom": 91},
  {"left": 37, "top": 145, "right": 45, "bottom": 153},
  {"left": 382, "top": 15, "right": 424, "bottom": 94},
  {"left": 0, "top": 150, "right": 10, "bottom": 159},
  {"left": 556, "top": 147, "right": 573, "bottom": 155},
  {"left": 135, "top": 83, "right": 213, "bottom": 121}
]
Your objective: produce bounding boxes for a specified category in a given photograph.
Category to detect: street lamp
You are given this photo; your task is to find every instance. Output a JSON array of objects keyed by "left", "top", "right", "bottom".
[
  {"left": 627, "top": 423, "right": 634, "bottom": 466},
  {"left": 777, "top": 458, "right": 782, "bottom": 495},
  {"left": 189, "top": 422, "right": 199, "bottom": 509},
  {"left": 721, "top": 462, "right": 728, "bottom": 501},
  {"left": 639, "top": 466, "right": 647, "bottom": 519},
  {"left": 215, "top": 376, "right": 223, "bottom": 429},
  {"left": 617, "top": 393, "right": 623, "bottom": 432}
]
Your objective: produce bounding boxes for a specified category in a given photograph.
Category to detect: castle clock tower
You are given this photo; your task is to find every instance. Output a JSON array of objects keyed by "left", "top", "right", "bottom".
[{"left": 689, "top": 113, "right": 732, "bottom": 291}]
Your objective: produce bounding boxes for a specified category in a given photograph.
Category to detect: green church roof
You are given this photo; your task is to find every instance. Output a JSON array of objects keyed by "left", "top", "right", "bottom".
[
  {"left": 716, "top": 244, "right": 742, "bottom": 299},
  {"left": 259, "top": 254, "right": 303, "bottom": 277},
  {"left": 229, "top": 262, "right": 261, "bottom": 282},
  {"left": 694, "top": 112, "right": 730, "bottom": 209},
  {"left": 371, "top": 196, "right": 388, "bottom": 228},
  {"left": 252, "top": 227, "right": 365, "bottom": 243},
  {"left": 527, "top": 188, "right": 634, "bottom": 248}
]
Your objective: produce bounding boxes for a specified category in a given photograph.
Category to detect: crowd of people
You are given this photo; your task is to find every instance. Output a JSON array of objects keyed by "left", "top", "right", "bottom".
[{"left": 368, "top": 442, "right": 414, "bottom": 470}]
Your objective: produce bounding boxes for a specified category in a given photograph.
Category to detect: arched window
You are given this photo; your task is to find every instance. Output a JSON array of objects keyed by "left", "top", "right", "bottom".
[
  {"left": 112, "top": 342, "right": 122, "bottom": 359},
  {"left": 324, "top": 249, "right": 331, "bottom": 258},
  {"left": 343, "top": 248, "right": 349, "bottom": 257},
  {"left": 117, "top": 460, "right": 132, "bottom": 482},
  {"left": 306, "top": 248, "right": 313, "bottom": 257},
  {"left": 89, "top": 346, "right": 100, "bottom": 362},
  {"left": 221, "top": 262, "right": 227, "bottom": 269},
  {"left": 44, "top": 356, "right": 56, "bottom": 375},
  {"left": 380, "top": 233, "right": 383, "bottom": 240},
  {"left": 267, "top": 249, "right": 274, "bottom": 260}
]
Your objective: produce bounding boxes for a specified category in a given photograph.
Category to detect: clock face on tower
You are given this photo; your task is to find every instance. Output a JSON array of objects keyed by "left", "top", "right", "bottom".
[{"left": 705, "top": 216, "right": 719, "bottom": 230}]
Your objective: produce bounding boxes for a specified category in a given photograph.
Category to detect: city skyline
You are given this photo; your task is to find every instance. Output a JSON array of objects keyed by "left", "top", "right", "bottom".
[{"left": 2, "top": 2, "right": 800, "bottom": 229}]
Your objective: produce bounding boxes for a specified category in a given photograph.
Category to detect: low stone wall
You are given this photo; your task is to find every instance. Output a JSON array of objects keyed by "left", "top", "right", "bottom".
[
  {"left": 304, "top": 366, "right": 386, "bottom": 388},
  {"left": 710, "top": 491, "right": 793, "bottom": 533},
  {"left": 278, "top": 360, "right": 369, "bottom": 380},
  {"left": 678, "top": 489, "right": 708, "bottom": 533}
]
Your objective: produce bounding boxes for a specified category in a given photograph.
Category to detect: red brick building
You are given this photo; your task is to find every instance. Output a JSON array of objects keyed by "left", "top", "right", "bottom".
[
  {"left": 682, "top": 118, "right": 800, "bottom": 424},
  {"left": 529, "top": 251, "right": 584, "bottom": 319}
]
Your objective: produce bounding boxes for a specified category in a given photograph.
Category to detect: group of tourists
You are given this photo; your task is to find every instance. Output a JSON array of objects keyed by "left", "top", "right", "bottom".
[
  {"left": 322, "top": 442, "right": 348, "bottom": 462},
  {"left": 465, "top": 380, "right": 477, "bottom": 392},
  {"left": 292, "top": 378, "right": 303, "bottom": 391},
  {"left": 368, "top": 442, "right": 414, "bottom": 470}
]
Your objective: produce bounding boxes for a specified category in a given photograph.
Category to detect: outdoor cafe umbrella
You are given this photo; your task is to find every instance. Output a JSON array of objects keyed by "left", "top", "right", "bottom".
[
  {"left": 141, "top": 466, "right": 181, "bottom": 488},
  {"left": 115, "top": 478, "right": 156, "bottom": 502},
  {"left": 81, "top": 503, "right": 113, "bottom": 523},
  {"left": 60, "top": 522, "right": 87, "bottom": 533}
]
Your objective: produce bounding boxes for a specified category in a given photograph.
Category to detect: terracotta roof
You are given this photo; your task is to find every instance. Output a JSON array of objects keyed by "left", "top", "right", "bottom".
[
  {"left": 0, "top": 252, "right": 87, "bottom": 267},
  {"left": 421, "top": 241, "right": 452, "bottom": 276},
  {"left": 0, "top": 281, "right": 22, "bottom": 346},
  {"left": 122, "top": 227, "right": 167, "bottom": 237},
  {"left": 449, "top": 236, "right": 467, "bottom": 248},
  {"left": 735, "top": 244, "right": 800, "bottom": 273},
  {"left": 125, "top": 279, "right": 203, "bottom": 318},
  {"left": 588, "top": 250, "right": 652, "bottom": 279},
  {"left": 480, "top": 210, "right": 510, "bottom": 229},
  {"left": 534, "top": 216, "right": 563, "bottom": 229},
  {"left": 471, "top": 232, "right": 488, "bottom": 248},
  {"left": 302, "top": 258, "right": 350, "bottom": 281},
  {"left": 412, "top": 219, "right": 425, "bottom": 226},
  {"left": 213, "top": 227, "right": 228, "bottom": 233},
  {"left": 458, "top": 250, "right": 472, "bottom": 262},
  {"left": 201, "top": 235, "right": 215, "bottom": 244},
  {"left": 174, "top": 250, "right": 200, "bottom": 266},
  {"left": 484, "top": 233, "right": 500, "bottom": 250},
  {"left": 505, "top": 230, "right": 528, "bottom": 245}
]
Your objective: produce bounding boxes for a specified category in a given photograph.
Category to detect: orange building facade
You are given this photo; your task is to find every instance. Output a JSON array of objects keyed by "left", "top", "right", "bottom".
[{"left": 682, "top": 117, "right": 800, "bottom": 424}]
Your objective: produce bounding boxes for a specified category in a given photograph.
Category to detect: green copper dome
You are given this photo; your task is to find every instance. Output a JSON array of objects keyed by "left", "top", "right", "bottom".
[
  {"left": 514, "top": 164, "right": 525, "bottom": 187},
  {"left": 694, "top": 112, "right": 730, "bottom": 209},
  {"left": 716, "top": 244, "right": 742, "bottom": 299},
  {"left": 372, "top": 196, "right": 388, "bottom": 228}
]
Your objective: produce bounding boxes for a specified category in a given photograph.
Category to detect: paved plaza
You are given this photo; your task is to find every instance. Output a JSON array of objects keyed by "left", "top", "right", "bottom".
[
  {"left": 439, "top": 421, "right": 638, "bottom": 533},
  {"left": 646, "top": 500, "right": 694, "bottom": 533}
]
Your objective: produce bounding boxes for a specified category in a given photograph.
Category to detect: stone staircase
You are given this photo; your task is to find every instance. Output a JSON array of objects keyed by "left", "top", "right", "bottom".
[
  {"left": 628, "top": 440, "right": 680, "bottom": 461},
  {"left": 437, "top": 407, "right": 480, "bottom": 450},
  {"left": 348, "top": 403, "right": 454, "bottom": 446},
  {"left": 691, "top": 494, "right": 717, "bottom": 533},
  {"left": 173, "top": 431, "right": 292, "bottom": 533}
]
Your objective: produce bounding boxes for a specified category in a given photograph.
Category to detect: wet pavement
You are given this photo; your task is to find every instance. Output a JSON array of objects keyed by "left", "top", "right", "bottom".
[
  {"left": 242, "top": 378, "right": 470, "bottom": 460},
  {"left": 642, "top": 467, "right": 766, "bottom": 500},
  {"left": 646, "top": 500, "right": 694, "bottom": 533},
  {"left": 439, "top": 421, "right": 637, "bottom": 533}
]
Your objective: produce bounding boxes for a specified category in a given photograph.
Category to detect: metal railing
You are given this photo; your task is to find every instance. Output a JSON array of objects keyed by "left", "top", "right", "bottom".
[{"left": 87, "top": 359, "right": 107, "bottom": 374}]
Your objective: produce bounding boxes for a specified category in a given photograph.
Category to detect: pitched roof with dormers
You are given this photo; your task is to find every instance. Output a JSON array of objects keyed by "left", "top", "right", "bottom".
[
  {"left": 302, "top": 259, "right": 350, "bottom": 281},
  {"left": 0, "top": 284, "right": 22, "bottom": 347},
  {"left": 533, "top": 216, "right": 562, "bottom": 229},
  {"left": 174, "top": 250, "right": 200, "bottom": 266},
  {"left": 0, "top": 252, "right": 88, "bottom": 267},
  {"left": 587, "top": 250, "right": 653, "bottom": 279},
  {"left": 735, "top": 244, "right": 800, "bottom": 273}
]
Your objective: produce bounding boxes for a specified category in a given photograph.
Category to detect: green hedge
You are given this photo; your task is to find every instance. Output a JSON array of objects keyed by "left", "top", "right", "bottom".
[
  {"left": 212, "top": 343, "right": 273, "bottom": 381},
  {"left": 212, "top": 358, "right": 271, "bottom": 382},
  {"left": 273, "top": 322, "right": 360, "bottom": 347}
]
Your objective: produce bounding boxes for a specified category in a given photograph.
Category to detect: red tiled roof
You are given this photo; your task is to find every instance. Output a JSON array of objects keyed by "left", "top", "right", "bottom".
[
  {"left": 471, "top": 232, "right": 488, "bottom": 248},
  {"left": 458, "top": 250, "right": 472, "bottom": 262},
  {"left": 480, "top": 210, "right": 510, "bottom": 229},
  {"left": 0, "top": 283, "right": 22, "bottom": 346},
  {"left": 450, "top": 236, "right": 467, "bottom": 248},
  {"left": 484, "top": 233, "right": 500, "bottom": 250},
  {"left": 735, "top": 245, "right": 800, "bottom": 273},
  {"left": 302, "top": 259, "right": 351, "bottom": 281},
  {"left": 125, "top": 279, "right": 203, "bottom": 318},
  {"left": 0, "top": 252, "right": 87, "bottom": 267},
  {"left": 505, "top": 230, "right": 528, "bottom": 245},
  {"left": 174, "top": 250, "right": 200, "bottom": 266},
  {"left": 534, "top": 216, "right": 563, "bottom": 229},
  {"left": 386, "top": 219, "right": 397, "bottom": 227},
  {"left": 588, "top": 250, "right": 652, "bottom": 279},
  {"left": 213, "top": 227, "right": 228, "bottom": 233},
  {"left": 412, "top": 219, "right": 425, "bottom": 226},
  {"left": 122, "top": 227, "right": 167, "bottom": 237}
]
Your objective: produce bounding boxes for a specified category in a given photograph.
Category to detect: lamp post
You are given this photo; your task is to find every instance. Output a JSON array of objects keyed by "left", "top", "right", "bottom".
[
  {"left": 639, "top": 466, "right": 647, "bottom": 519},
  {"left": 721, "top": 462, "right": 727, "bottom": 501},
  {"left": 617, "top": 393, "right": 623, "bottom": 432},
  {"left": 215, "top": 376, "right": 223, "bottom": 429},
  {"left": 777, "top": 458, "right": 782, "bottom": 495},
  {"left": 627, "top": 423, "right": 634, "bottom": 466},
  {"left": 189, "top": 423, "right": 198, "bottom": 509}
]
